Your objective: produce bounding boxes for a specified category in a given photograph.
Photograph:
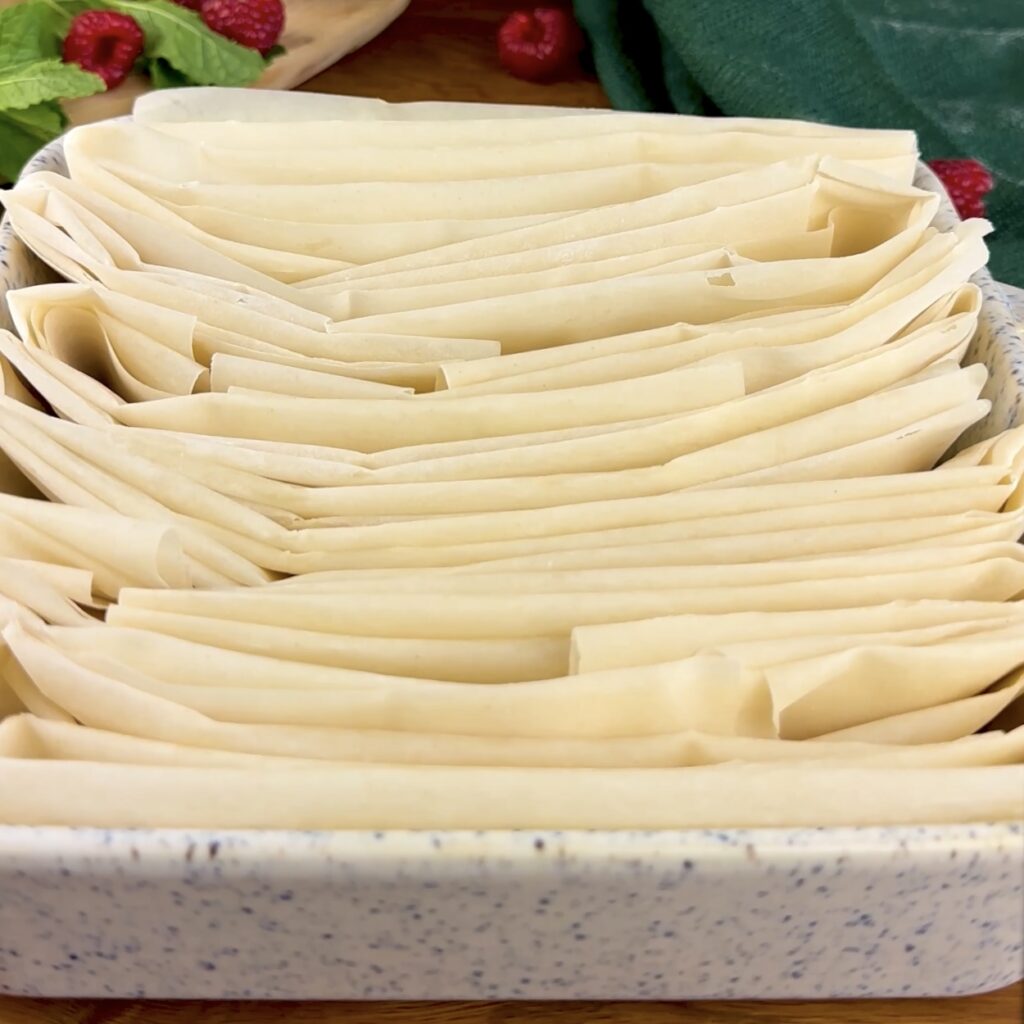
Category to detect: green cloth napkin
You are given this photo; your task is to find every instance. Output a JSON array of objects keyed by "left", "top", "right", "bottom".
[{"left": 573, "top": 0, "right": 1024, "bottom": 286}]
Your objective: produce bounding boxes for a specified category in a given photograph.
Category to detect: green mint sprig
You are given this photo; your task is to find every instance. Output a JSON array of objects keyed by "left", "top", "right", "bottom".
[
  {"left": 0, "top": 0, "right": 276, "bottom": 184},
  {"left": 0, "top": 101, "right": 67, "bottom": 180},
  {"left": 0, "top": 57, "right": 105, "bottom": 109},
  {"left": 103, "top": 0, "right": 268, "bottom": 87}
]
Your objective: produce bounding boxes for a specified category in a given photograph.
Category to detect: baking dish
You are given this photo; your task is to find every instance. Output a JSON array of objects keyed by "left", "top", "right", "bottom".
[{"left": 0, "top": 143, "right": 1021, "bottom": 1001}]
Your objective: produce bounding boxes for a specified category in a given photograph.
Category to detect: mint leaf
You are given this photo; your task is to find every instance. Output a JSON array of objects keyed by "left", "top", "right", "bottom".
[
  {"left": 105, "top": 0, "right": 266, "bottom": 87},
  {"left": 0, "top": 1, "right": 65, "bottom": 63},
  {"left": 32, "top": 0, "right": 91, "bottom": 30},
  {"left": 147, "top": 57, "right": 191, "bottom": 90},
  {"left": 4, "top": 98, "right": 66, "bottom": 138},
  {"left": 0, "top": 114, "right": 44, "bottom": 181},
  {"left": 0, "top": 58, "right": 104, "bottom": 111},
  {"left": 0, "top": 100, "right": 66, "bottom": 182}
]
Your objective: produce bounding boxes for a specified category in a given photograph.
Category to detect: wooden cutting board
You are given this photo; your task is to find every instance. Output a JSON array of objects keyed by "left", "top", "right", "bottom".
[{"left": 1, "top": 0, "right": 409, "bottom": 125}]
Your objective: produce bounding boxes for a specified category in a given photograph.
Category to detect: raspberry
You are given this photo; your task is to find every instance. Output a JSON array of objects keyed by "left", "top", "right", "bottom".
[
  {"left": 498, "top": 7, "right": 583, "bottom": 82},
  {"left": 200, "top": 0, "right": 284, "bottom": 55},
  {"left": 62, "top": 10, "right": 144, "bottom": 90},
  {"left": 169, "top": 0, "right": 202, "bottom": 9},
  {"left": 928, "top": 159, "right": 994, "bottom": 221}
]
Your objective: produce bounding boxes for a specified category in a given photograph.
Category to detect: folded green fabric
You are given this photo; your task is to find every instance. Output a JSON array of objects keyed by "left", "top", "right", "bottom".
[{"left": 574, "top": 0, "right": 1024, "bottom": 286}]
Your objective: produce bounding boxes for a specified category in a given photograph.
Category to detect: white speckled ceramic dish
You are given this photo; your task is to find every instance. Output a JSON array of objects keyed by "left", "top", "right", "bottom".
[{"left": 0, "top": 144, "right": 1022, "bottom": 1001}]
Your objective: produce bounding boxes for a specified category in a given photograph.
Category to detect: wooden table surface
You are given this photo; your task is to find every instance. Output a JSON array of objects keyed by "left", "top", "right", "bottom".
[{"left": 1, "top": 1, "right": 1021, "bottom": 1021}]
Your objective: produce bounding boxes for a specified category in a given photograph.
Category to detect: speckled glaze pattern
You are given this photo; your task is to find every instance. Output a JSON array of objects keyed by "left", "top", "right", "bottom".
[
  {"left": 1, "top": 826, "right": 1022, "bottom": 1000},
  {"left": 0, "top": 142, "right": 1022, "bottom": 1001}
]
